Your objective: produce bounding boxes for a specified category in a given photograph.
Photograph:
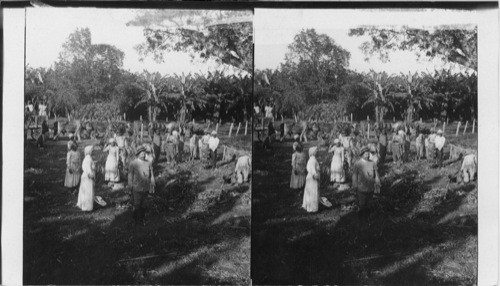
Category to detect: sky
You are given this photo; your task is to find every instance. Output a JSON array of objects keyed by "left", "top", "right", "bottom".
[
  {"left": 254, "top": 9, "right": 478, "bottom": 74},
  {"left": 26, "top": 8, "right": 240, "bottom": 75}
]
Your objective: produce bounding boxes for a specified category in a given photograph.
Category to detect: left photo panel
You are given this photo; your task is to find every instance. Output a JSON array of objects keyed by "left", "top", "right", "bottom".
[{"left": 23, "top": 8, "right": 252, "bottom": 285}]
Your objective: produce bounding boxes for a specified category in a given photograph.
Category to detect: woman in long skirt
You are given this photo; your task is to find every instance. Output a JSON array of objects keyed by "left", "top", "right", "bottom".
[
  {"left": 103, "top": 138, "right": 120, "bottom": 183},
  {"left": 64, "top": 141, "right": 81, "bottom": 192},
  {"left": 329, "top": 139, "right": 345, "bottom": 183},
  {"left": 290, "top": 142, "right": 307, "bottom": 189},
  {"left": 302, "top": 147, "right": 320, "bottom": 213},
  {"left": 77, "top": 145, "right": 96, "bottom": 211}
]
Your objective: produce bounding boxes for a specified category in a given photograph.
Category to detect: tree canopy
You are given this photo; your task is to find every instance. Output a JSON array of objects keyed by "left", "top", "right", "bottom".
[
  {"left": 129, "top": 10, "right": 253, "bottom": 73},
  {"left": 349, "top": 25, "right": 477, "bottom": 71}
]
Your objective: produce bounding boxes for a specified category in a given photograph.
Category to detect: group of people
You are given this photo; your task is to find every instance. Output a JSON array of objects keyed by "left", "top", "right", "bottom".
[
  {"left": 290, "top": 132, "right": 381, "bottom": 215},
  {"left": 61, "top": 121, "right": 239, "bottom": 225},
  {"left": 287, "top": 121, "right": 475, "bottom": 215}
]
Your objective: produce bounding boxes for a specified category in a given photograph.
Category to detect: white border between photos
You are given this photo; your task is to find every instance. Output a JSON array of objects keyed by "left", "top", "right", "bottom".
[
  {"left": 3, "top": 8, "right": 26, "bottom": 286},
  {"left": 2, "top": 7, "right": 499, "bottom": 286}
]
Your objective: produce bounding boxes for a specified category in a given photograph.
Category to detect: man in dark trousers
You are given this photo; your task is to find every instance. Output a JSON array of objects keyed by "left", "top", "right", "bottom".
[
  {"left": 128, "top": 146, "right": 155, "bottom": 225},
  {"left": 352, "top": 146, "right": 381, "bottom": 216}
]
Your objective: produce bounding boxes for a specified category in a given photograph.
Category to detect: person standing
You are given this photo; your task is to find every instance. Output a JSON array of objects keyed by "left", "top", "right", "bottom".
[
  {"left": 415, "top": 130, "right": 425, "bottom": 160},
  {"left": 200, "top": 130, "right": 211, "bottom": 162},
  {"left": 302, "top": 147, "right": 320, "bottom": 213},
  {"left": 103, "top": 138, "right": 120, "bottom": 184},
  {"left": 128, "top": 146, "right": 155, "bottom": 225},
  {"left": 329, "top": 139, "right": 345, "bottom": 184},
  {"left": 189, "top": 133, "right": 199, "bottom": 161},
  {"left": 377, "top": 128, "right": 388, "bottom": 166},
  {"left": 208, "top": 131, "right": 220, "bottom": 169},
  {"left": 427, "top": 128, "right": 437, "bottom": 162},
  {"left": 64, "top": 141, "right": 81, "bottom": 193},
  {"left": 290, "top": 142, "right": 307, "bottom": 190},
  {"left": 77, "top": 145, "right": 96, "bottom": 211},
  {"left": 152, "top": 129, "right": 162, "bottom": 164},
  {"left": 391, "top": 131, "right": 403, "bottom": 167},
  {"left": 299, "top": 120, "right": 308, "bottom": 143},
  {"left": 434, "top": 129, "right": 446, "bottom": 168},
  {"left": 352, "top": 146, "right": 381, "bottom": 215}
]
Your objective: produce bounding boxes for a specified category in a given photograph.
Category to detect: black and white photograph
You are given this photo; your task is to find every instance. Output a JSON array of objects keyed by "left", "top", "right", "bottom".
[
  {"left": 252, "top": 8, "right": 488, "bottom": 285},
  {"left": 1, "top": 3, "right": 499, "bottom": 286},
  {"left": 22, "top": 8, "right": 252, "bottom": 285}
]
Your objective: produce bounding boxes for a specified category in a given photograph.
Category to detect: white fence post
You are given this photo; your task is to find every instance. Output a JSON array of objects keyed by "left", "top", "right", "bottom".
[
  {"left": 235, "top": 122, "right": 241, "bottom": 136},
  {"left": 463, "top": 121, "right": 468, "bottom": 135},
  {"left": 245, "top": 121, "right": 248, "bottom": 135},
  {"left": 228, "top": 122, "right": 234, "bottom": 137},
  {"left": 472, "top": 118, "right": 476, "bottom": 134},
  {"left": 455, "top": 122, "right": 461, "bottom": 136}
]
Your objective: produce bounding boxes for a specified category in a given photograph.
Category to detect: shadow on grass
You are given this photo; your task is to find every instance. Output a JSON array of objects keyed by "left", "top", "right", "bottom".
[
  {"left": 24, "top": 139, "right": 250, "bottom": 285},
  {"left": 252, "top": 140, "right": 477, "bottom": 285}
]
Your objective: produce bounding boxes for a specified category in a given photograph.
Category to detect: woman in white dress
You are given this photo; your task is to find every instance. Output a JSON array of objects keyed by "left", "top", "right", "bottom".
[
  {"left": 104, "top": 138, "right": 120, "bottom": 183},
  {"left": 329, "top": 139, "right": 345, "bottom": 183},
  {"left": 77, "top": 145, "right": 96, "bottom": 211},
  {"left": 302, "top": 147, "right": 320, "bottom": 213}
]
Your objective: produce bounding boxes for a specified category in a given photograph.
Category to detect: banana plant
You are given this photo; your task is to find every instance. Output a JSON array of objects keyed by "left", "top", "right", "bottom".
[
  {"left": 393, "top": 71, "right": 434, "bottom": 123},
  {"left": 361, "top": 70, "right": 397, "bottom": 123}
]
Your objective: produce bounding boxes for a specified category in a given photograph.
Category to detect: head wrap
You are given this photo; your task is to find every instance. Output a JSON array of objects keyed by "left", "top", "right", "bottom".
[
  {"left": 84, "top": 145, "right": 94, "bottom": 156},
  {"left": 359, "top": 146, "right": 370, "bottom": 156},
  {"left": 333, "top": 138, "right": 340, "bottom": 144},
  {"left": 293, "top": 142, "right": 299, "bottom": 151},
  {"left": 135, "top": 146, "right": 146, "bottom": 156},
  {"left": 211, "top": 131, "right": 217, "bottom": 136},
  {"left": 308, "top": 146, "right": 318, "bottom": 157},
  {"left": 437, "top": 129, "right": 443, "bottom": 134}
]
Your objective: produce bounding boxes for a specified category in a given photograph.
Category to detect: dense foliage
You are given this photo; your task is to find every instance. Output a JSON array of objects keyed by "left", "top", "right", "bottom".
[
  {"left": 25, "top": 27, "right": 252, "bottom": 123},
  {"left": 255, "top": 28, "right": 477, "bottom": 123}
]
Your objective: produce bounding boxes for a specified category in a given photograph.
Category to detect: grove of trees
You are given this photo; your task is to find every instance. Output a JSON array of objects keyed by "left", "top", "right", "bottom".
[
  {"left": 25, "top": 10, "right": 252, "bottom": 123},
  {"left": 255, "top": 27, "right": 477, "bottom": 123}
]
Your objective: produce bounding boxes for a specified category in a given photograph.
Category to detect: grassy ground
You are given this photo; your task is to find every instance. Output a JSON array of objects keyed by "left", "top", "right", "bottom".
[
  {"left": 251, "top": 132, "right": 477, "bottom": 285},
  {"left": 23, "top": 127, "right": 250, "bottom": 285}
]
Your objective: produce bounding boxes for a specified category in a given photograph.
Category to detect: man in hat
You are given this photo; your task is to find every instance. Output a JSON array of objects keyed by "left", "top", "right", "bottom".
[
  {"left": 434, "top": 129, "right": 446, "bottom": 168},
  {"left": 208, "top": 131, "right": 220, "bottom": 169},
  {"left": 128, "top": 146, "right": 155, "bottom": 225},
  {"left": 352, "top": 146, "right": 381, "bottom": 216}
]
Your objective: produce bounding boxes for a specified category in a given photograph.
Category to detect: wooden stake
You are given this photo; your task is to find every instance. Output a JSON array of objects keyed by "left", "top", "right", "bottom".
[
  {"left": 442, "top": 122, "right": 446, "bottom": 134},
  {"left": 472, "top": 118, "right": 476, "bottom": 134},
  {"left": 236, "top": 122, "right": 241, "bottom": 136},
  {"left": 228, "top": 122, "right": 234, "bottom": 137},
  {"left": 124, "top": 113, "right": 126, "bottom": 121},
  {"left": 455, "top": 121, "right": 461, "bottom": 136},
  {"left": 367, "top": 123, "right": 370, "bottom": 139},
  {"left": 351, "top": 113, "right": 353, "bottom": 122},
  {"left": 393, "top": 116, "right": 395, "bottom": 122},
  {"left": 463, "top": 120, "right": 468, "bottom": 134},
  {"left": 141, "top": 123, "right": 144, "bottom": 139},
  {"left": 192, "top": 118, "right": 195, "bottom": 125},
  {"left": 420, "top": 118, "right": 422, "bottom": 123},
  {"left": 367, "top": 115, "right": 369, "bottom": 121},
  {"left": 216, "top": 123, "right": 219, "bottom": 133},
  {"left": 245, "top": 121, "right": 248, "bottom": 135}
]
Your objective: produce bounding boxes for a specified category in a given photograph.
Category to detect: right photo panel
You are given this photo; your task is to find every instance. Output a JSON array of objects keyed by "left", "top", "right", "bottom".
[{"left": 252, "top": 8, "right": 478, "bottom": 285}]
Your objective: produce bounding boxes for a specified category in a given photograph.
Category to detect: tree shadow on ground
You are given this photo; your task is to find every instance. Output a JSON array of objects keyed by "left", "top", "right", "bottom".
[
  {"left": 24, "top": 140, "right": 250, "bottom": 285},
  {"left": 252, "top": 141, "right": 477, "bottom": 285}
]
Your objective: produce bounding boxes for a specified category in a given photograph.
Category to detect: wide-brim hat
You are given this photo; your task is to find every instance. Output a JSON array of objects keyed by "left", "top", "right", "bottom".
[
  {"left": 359, "top": 146, "right": 370, "bottom": 156},
  {"left": 211, "top": 131, "right": 217, "bottom": 136},
  {"left": 135, "top": 146, "right": 146, "bottom": 156},
  {"left": 333, "top": 138, "right": 340, "bottom": 144},
  {"left": 437, "top": 129, "right": 443, "bottom": 134}
]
